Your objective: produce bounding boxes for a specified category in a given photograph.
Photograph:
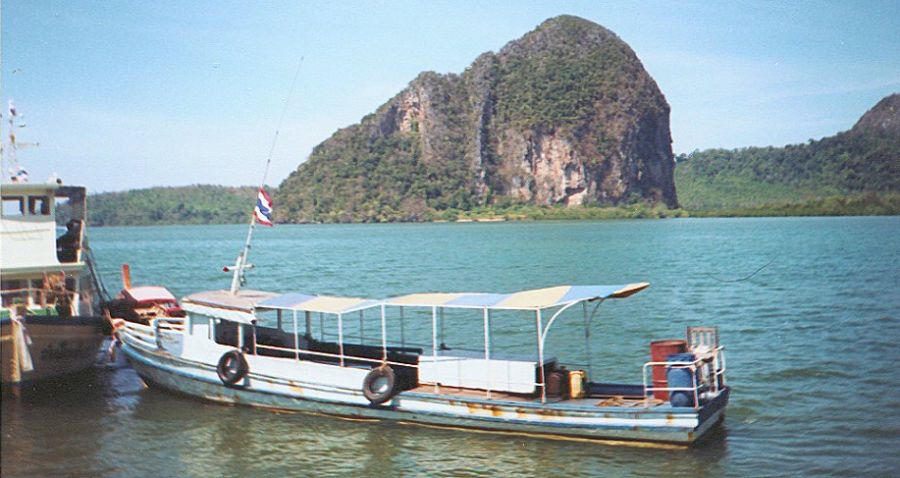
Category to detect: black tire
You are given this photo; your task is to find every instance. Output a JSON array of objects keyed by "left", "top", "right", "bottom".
[
  {"left": 362, "top": 366, "right": 396, "bottom": 405},
  {"left": 217, "top": 350, "right": 249, "bottom": 386}
]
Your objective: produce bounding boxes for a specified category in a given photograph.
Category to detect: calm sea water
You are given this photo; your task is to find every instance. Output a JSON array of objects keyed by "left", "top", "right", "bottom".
[{"left": 3, "top": 217, "right": 899, "bottom": 477}]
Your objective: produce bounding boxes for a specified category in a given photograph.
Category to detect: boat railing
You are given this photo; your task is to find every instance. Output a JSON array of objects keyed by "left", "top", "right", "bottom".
[
  {"left": 640, "top": 346, "right": 727, "bottom": 409},
  {"left": 1, "top": 287, "right": 78, "bottom": 317},
  {"left": 120, "top": 321, "right": 159, "bottom": 349},
  {"left": 118, "top": 317, "right": 186, "bottom": 349},
  {"left": 154, "top": 316, "right": 186, "bottom": 331},
  {"left": 254, "top": 342, "right": 418, "bottom": 370}
]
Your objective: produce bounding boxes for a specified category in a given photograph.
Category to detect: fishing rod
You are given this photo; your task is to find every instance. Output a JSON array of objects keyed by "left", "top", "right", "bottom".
[{"left": 227, "top": 57, "right": 304, "bottom": 294}]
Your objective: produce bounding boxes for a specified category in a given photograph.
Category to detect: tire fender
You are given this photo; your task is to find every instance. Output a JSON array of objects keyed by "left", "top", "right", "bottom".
[
  {"left": 217, "top": 349, "right": 249, "bottom": 386},
  {"left": 362, "top": 366, "right": 396, "bottom": 405}
]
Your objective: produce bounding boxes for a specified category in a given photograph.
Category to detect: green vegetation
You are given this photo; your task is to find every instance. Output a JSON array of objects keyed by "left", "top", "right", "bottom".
[
  {"left": 687, "top": 193, "right": 900, "bottom": 217},
  {"left": 439, "top": 202, "right": 687, "bottom": 221},
  {"left": 675, "top": 95, "right": 899, "bottom": 212},
  {"left": 88, "top": 185, "right": 257, "bottom": 226}
]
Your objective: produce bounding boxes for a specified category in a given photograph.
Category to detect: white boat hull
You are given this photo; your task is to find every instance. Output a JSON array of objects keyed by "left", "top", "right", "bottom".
[{"left": 120, "top": 331, "right": 728, "bottom": 446}]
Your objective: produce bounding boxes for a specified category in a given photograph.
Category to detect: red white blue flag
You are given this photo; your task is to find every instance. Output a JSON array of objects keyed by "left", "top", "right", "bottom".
[{"left": 255, "top": 188, "right": 274, "bottom": 226}]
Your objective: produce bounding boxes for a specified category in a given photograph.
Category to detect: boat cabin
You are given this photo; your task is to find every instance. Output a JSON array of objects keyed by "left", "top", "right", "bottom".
[{"left": 1, "top": 184, "right": 93, "bottom": 319}]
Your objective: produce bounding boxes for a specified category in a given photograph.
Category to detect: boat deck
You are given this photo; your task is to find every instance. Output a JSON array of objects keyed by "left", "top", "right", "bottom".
[{"left": 404, "top": 384, "right": 668, "bottom": 408}]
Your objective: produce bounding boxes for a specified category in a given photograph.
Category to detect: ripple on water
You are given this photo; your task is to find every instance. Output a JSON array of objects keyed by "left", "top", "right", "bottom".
[{"left": 4, "top": 217, "right": 899, "bottom": 477}]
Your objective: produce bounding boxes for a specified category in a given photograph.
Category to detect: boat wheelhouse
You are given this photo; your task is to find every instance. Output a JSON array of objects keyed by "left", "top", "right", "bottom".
[
  {"left": 1, "top": 183, "right": 106, "bottom": 390},
  {"left": 115, "top": 283, "right": 729, "bottom": 446}
]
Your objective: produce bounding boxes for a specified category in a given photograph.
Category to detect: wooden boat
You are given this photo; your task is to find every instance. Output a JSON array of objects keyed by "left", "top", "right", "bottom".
[
  {"left": 112, "top": 104, "right": 728, "bottom": 445},
  {"left": 1, "top": 183, "right": 107, "bottom": 391},
  {"left": 114, "top": 282, "right": 729, "bottom": 445}
]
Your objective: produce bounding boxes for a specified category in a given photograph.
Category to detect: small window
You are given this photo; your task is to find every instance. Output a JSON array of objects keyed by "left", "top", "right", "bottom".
[
  {"left": 28, "top": 196, "right": 51, "bottom": 215},
  {"left": 2, "top": 196, "right": 24, "bottom": 217},
  {"left": 214, "top": 319, "right": 240, "bottom": 347}
]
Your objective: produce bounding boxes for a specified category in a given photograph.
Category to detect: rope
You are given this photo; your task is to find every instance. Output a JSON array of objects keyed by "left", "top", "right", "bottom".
[
  {"left": 258, "top": 56, "right": 304, "bottom": 190},
  {"left": 705, "top": 256, "right": 777, "bottom": 283},
  {"left": 83, "top": 241, "right": 111, "bottom": 303}
]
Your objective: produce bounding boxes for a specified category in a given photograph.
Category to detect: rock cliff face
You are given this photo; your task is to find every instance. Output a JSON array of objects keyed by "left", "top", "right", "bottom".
[
  {"left": 278, "top": 15, "right": 677, "bottom": 222},
  {"left": 852, "top": 93, "right": 900, "bottom": 134}
]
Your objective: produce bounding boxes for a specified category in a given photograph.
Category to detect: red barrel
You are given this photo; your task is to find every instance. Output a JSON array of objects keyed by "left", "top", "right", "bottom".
[{"left": 650, "top": 339, "right": 687, "bottom": 399}]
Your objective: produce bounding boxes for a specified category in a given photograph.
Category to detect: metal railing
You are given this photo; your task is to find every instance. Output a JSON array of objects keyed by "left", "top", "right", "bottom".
[
  {"left": 640, "top": 346, "right": 727, "bottom": 409},
  {"left": 1, "top": 287, "right": 77, "bottom": 317}
]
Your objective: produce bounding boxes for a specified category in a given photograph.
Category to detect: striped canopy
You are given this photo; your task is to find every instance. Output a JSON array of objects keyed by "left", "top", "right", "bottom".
[
  {"left": 256, "top": 292, "right": 381, "bottom": 315},
  {"left": 385, "top": 283, "right": 649, "bottom": 310}
]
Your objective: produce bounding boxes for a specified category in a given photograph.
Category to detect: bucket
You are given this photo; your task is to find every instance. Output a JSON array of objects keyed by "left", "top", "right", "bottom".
[
  {"left": 650, "top": 339, "right": 687, "bottom": 399},
  {"left": 666, "top": 353, "right": 697, "bottom": 407},
  {"left": 569, "top": 370, "right": 586, "bottom": 399}
]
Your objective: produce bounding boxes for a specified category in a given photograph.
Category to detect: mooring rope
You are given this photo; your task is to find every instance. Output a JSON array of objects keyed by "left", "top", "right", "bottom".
[{"left": 705, "top": 256, "right": 777, "bottom": 283}]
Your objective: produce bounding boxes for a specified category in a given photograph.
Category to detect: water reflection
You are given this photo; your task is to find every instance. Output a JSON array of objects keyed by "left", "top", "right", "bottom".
[
  {"left": 4, "top": 218, "right": 897, "bottom": 477},
  {"left": 90, "top": 375, "right": 729, "bottom": 478},
  {"left": 1, "top": 370, "right": 117, "bottom": 477}
]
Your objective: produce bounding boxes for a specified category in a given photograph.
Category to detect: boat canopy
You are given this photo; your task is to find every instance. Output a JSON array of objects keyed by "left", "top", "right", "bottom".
[
  {"left": 182, "top": 289, "right": 277, "bottom": 323},
  {"left": 180, "top": 284, "right": 648, "bottom": 323},
  {"left": 384, "top": 283, "right": 649, "bottom": 311},
  {"left": 257, "top": 292, "right": 381, "bottom": 315}
]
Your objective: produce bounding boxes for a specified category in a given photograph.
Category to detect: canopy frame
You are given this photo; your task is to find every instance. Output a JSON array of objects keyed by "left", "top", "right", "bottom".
[{"left": 381, "top": 283, "right": 648, "bottom": 402}]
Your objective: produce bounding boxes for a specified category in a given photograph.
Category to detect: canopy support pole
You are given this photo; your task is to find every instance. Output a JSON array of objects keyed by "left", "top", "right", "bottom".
[
  {"left": 359, "top": 310, "right": 364, "bottom": 345},
  {"left": 319, "top": 312, "right": 324, "bottom": 341},
  {"left": 293, "top": 310, "right": 299, "bottom": 360},
  {"left": 583, "top": 302, "right": 591, "bottom": 381},
  {"left": 585, "top": 300, "right": 603, "bottom": 382},
  {"left": 540, "top": 301, "right": 581, "bottom": 353},
  {"left": 400, "top": 306, "right": 405, "bottom": 348},
  {"left": 305, "top": 311, "right": 311, "bottom": 338},
  {"left": 431, "top": 306, "right": 439, "bottom": 393},
  {"left": 337, "top": 313, "right": 345, "bottom": 366},
  {"left": 380, "top": 304, "right": 387, "bottom": 363},
  {"left": 484, "top": 307, "right": 491, "bottom": 399},
  {"left": 440, "top": 308, "right": 446, "bottom": 349},
  {"left": 536, "top": 310, "right": 545, "bottom": 404}
]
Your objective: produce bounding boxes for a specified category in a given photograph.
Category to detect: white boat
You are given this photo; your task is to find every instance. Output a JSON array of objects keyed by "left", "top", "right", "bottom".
[
  {"left": 1, "top": 182, "right": 107, "bottom": 391},
  {"left": 114, "top": 282, "right": 729, "bottom": 446},
  {"left": 112, "top": 92, "right": 728, "bottom": 444}
]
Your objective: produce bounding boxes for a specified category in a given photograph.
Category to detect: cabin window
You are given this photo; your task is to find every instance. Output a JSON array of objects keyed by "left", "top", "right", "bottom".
[
  {"left": 2, "top": 196, "right": 24, "bottom": 216},
  {"left": 28, "top": 196, "right": 51, "bottom": 215},
  {"left": 213, "top": 319, "right": 241, "bottom": 347}
]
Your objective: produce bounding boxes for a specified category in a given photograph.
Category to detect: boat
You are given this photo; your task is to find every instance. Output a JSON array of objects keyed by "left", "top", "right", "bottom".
[
  {"left": 113, "top": 280, "right": 729, "bottom": 445},
  {"left": 111, "top": 81, "right": 729, "bottom": 444},
  {"left": 1, "top": 101, "right": 108, "bottom": 393},
  {"left": 1, "top": 182, "right": 108, "bottom": 392}
]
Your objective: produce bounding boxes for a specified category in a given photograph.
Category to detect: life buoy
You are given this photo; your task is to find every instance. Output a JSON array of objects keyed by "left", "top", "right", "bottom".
[
  {"left": 362, "top": 366, "right": 395, "bottom": 405},
  {"left": 217, "top": 349, "right": 249, "bottom": 386}
]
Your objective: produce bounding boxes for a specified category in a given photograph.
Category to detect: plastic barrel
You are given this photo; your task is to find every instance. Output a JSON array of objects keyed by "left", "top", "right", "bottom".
[
  {"left": 569, "top": 370, "right": 586, "bottom": 399},
  {"left": 650, "top": 339, "right": 687, "bottom": 399},
  {"left": 666, "top": 352, "right": 697, "bottom": 407}
]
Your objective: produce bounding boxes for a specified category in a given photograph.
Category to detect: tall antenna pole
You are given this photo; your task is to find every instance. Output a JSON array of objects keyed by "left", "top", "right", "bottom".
[{"left": 229, "top": 57, "right": 304, "bottom": 294}]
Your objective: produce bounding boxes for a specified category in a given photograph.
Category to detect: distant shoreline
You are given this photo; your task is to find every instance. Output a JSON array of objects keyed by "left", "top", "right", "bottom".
[{"left": 87, "top": 193, "right": 899, "bottom": 227}]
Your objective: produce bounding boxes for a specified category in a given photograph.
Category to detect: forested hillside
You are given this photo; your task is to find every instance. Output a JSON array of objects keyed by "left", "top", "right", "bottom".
[
  {"left": 676, "top": 94, "right": 900, "bottom": 211},
  {"left": 88, "top": 185, "right": 257, "bottom": 226}
]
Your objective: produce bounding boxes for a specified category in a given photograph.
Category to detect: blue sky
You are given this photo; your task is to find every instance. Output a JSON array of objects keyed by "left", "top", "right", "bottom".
[{"left": 2, "top": 1, "right": 898, "bottom": 192}]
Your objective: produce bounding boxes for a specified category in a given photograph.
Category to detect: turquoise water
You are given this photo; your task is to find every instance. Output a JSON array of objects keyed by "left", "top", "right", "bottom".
[{"left": 2, "top": 217, "right": 899, "bottom": 477}]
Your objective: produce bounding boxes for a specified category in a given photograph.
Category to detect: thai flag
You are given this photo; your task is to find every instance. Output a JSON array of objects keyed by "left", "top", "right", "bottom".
[{"left": 255, "top": 188, "right": 274, "bottom": 226}]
